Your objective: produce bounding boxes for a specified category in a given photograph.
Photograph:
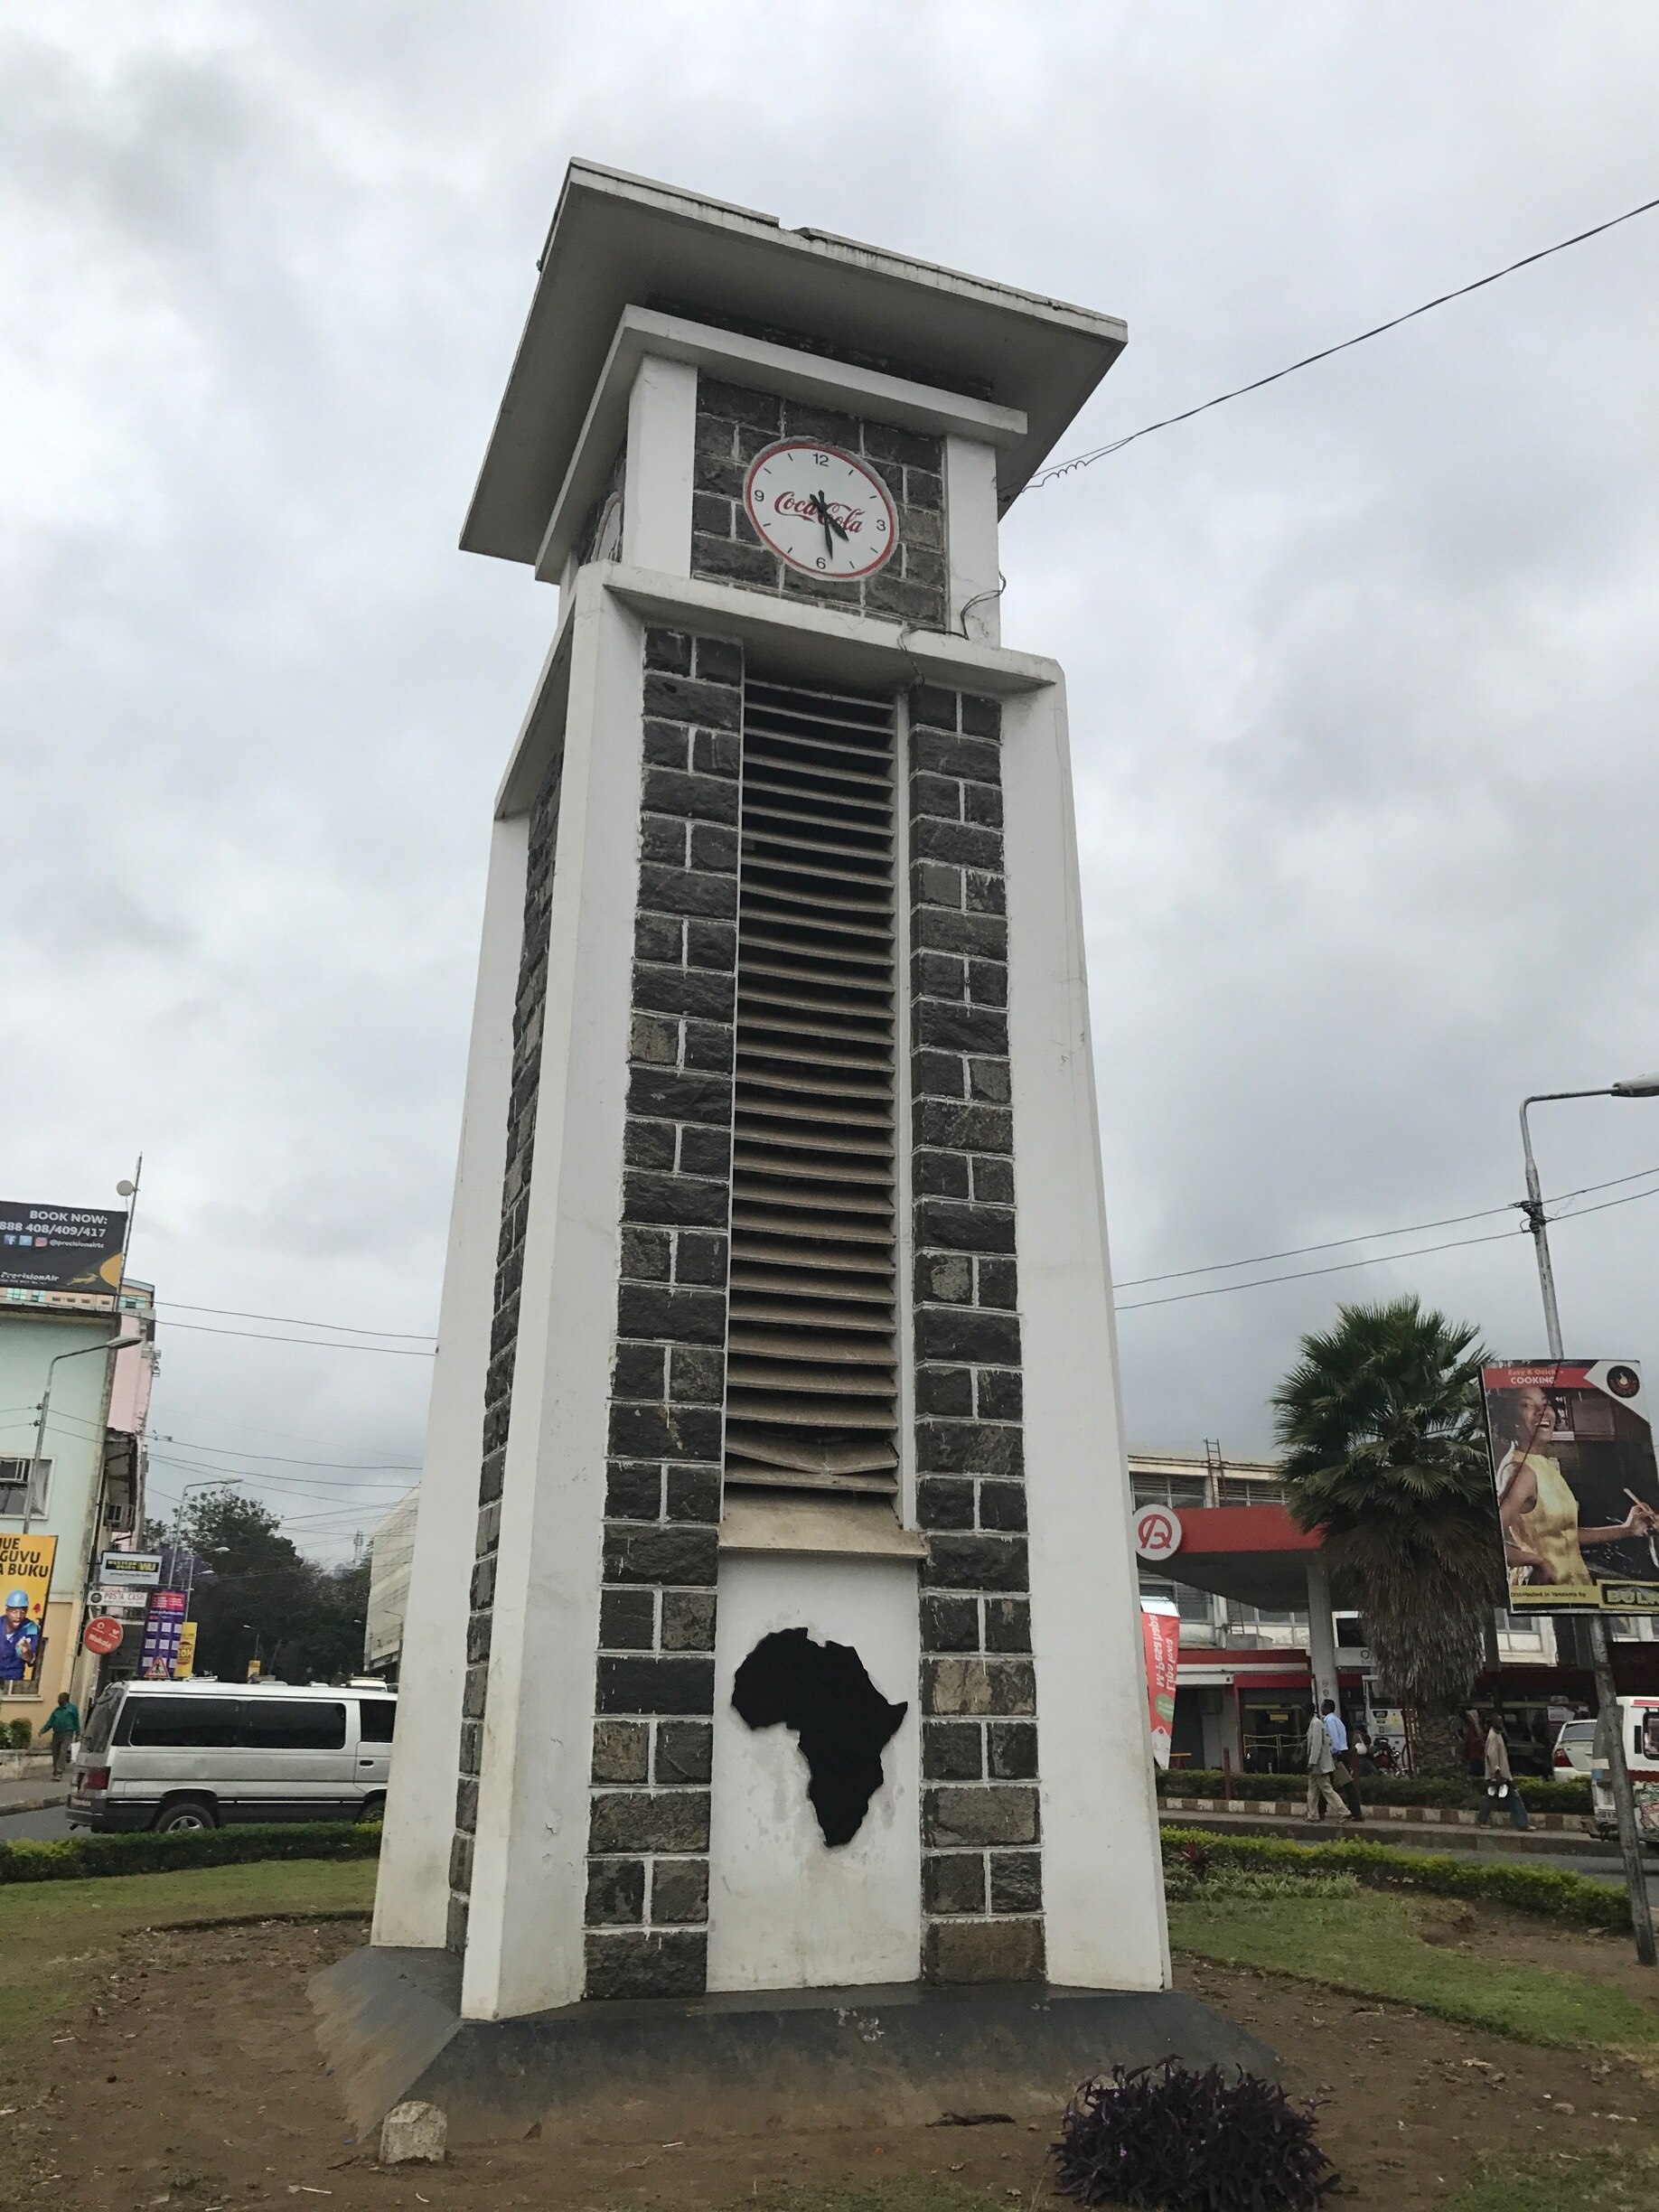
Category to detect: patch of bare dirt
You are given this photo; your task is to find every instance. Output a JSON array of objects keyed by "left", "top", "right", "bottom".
[{"left": 6, "top": 1915, "right": 1658, "bottom": 2210}]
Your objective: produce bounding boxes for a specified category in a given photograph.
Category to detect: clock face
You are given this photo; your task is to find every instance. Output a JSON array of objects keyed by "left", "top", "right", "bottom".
[{"left": 743, "top": 441, "right": 898, "bottom": 580}]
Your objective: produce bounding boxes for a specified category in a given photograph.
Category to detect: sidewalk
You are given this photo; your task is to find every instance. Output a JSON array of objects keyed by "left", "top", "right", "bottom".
[
  {"left": 0, "top": 1777, "right": 70, "bottom": 1818},
  {"left": 1159, "top": 1800, "right": 1615, "bottom": 1861}
]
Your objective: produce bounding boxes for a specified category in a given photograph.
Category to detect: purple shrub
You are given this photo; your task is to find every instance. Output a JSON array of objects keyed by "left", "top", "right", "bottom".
[{"left": 1052, "top": 2059, "right": 1336, "bottom": 2211}]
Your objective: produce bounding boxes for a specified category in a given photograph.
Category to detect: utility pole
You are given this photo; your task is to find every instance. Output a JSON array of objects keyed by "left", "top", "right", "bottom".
[{"left": 1519, "top": 1083, "right": 1659, "bottom": 1967}]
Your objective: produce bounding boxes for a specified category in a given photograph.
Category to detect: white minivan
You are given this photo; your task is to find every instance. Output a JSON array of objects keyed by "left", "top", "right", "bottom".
[{"left": 68, "top": 1679, "right": 396, "bottom": 1832}]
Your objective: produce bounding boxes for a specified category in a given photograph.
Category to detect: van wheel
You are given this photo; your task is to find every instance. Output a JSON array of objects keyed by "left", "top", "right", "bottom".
[
  {"left": 357, "top": 1793, "right": 386, "bottom": 1823},
  {"left": 154, "top": 1797, "right": 218, "bottom": 1833}
]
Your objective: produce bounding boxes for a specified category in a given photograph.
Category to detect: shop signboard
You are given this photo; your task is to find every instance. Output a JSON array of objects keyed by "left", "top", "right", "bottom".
[
  {"left": 0, "top": 1532, "right": 57, "bottom": 1690},
  {"left": 1482, "top": 1361, "right": 1659, "bottom": 1613},
  {"left": 99, "top": 1551, "right": 163, "bottom": 1591},
  {"left": 139, "top": 1589, "right": 187, "bottom": 1680},
  {"left": 174, "top": 1622, "right": 198, "bottom": 1680},
  {"left": 1139, "top": 1600, "right": 1181, "bottom": 1770}
]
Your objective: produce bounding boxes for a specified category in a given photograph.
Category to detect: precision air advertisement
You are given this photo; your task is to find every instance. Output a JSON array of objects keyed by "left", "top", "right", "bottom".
[
  {"left": 1482, "top": 1360, "right": 1659, "bottom": 1613},
  {"left": 0, "top": 1201, "right": 127, "bottom": 1307}
]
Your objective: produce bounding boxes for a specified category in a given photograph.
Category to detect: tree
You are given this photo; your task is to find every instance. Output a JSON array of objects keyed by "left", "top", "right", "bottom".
[
  {"left": 1272, "top": 1294, "right": 1501, "bottom": 1773},
  {"left": 174, "top": 1491, "right": 368, "bottom": 1684}
]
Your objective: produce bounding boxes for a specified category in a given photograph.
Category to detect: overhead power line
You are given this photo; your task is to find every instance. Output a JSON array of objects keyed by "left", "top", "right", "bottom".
[
  {"left": 1113, "top": 1160, "right": 1659, "bottom": 1289},
  {"left": 160, "top": 1317, "right": 435, "bottom": 1356},
  {"left": 1114, "top": 1176, "right": 1659, "bottom": 1315},
  {"left": 155, "top": 1299, "right": 434, "bottom": 1342},
  {"left": 1030, "top": 189, "right": 1659, "bottom": 489}
]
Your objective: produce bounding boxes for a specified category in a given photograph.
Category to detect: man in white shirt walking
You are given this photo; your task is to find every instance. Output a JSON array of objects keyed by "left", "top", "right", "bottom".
[
  {"left": 1321, "top": 1698, "right": 1364, "bottom": 1823},
  {"left": 1305, "top": 1704, "right": 1351, "bottom": 1823}
]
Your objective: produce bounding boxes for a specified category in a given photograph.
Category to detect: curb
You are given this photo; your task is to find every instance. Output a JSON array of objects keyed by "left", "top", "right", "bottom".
[
  {"left": 0, "top": 1791, "right": 70, "bottom": 1818},
  {"left": 1160, "top": 1795, "right": 1590, "bottom": 1833},
  {"left": 1159, "top": 1807, "right": 1618, "bottom": 1861}
]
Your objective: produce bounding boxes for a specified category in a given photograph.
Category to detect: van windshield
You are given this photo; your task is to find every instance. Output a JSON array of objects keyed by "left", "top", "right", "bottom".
[{"left": 80, "top": 1688, "right": 120, "bottom": 1757}]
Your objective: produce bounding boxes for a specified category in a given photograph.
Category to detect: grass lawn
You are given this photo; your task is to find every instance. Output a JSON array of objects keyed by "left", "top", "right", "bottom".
[
  {"left": 0, "top": 1855, "right": 375, "bottom": 2057},
  {"left": 1441, "top": 2147, "right": 1659, "bottom": 2209},
  {"left": 1167, "top": 1889, "right": 1659, "bottom": 2054}
]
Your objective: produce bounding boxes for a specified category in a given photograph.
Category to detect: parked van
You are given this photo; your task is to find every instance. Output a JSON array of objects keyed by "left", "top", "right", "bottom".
[
  {"left": 1589, "top": 1694, "right": 1659, "bottom": 1848},
  {"left": 67, "top": 1680, "right": 396, "bottom": 1832}
]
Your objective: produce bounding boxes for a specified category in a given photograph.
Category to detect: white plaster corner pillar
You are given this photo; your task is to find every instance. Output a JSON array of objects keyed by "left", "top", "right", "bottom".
[
  {"left": 372, "top": 809, "right": 530, "bottom": 1951},
  {"left": 458, "top": 577, "right": 646, "bottom": 2021},
  {"left": 622, "top": 353, "right": 698, "bottom": 576},
  {"left": 1305, "top": 1551, "right": 1339, "bottom": 1712},
  {"left": 1000, "top": 676, "right": 1170, "bottom": 1994},
  {"left": 943, "top": 436, "right": 1001, "bottom": 646}
]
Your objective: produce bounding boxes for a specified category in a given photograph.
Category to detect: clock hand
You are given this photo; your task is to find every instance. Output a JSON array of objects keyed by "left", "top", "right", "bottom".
[{"left": 811, "top": 491, "right": 835, "bottom": 562}]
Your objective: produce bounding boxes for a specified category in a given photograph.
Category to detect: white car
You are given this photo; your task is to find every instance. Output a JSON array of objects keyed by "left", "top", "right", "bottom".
[{"left": 1551, "top": 1719, "right": 1598, "bottom": 1776}]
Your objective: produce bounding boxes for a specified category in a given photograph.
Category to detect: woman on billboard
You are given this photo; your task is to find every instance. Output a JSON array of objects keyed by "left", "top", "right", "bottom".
[{"left": 1497, "top": 1384, "right": 1659, "bottom": 1588}]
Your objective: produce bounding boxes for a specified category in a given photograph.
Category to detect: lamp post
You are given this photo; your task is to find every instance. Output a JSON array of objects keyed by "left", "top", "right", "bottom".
[
  {"left": 1518, "top": 1075, "right": 1659, "bottom": 1967},
  {"left": 23, "top": 1330, "right": 139, "bottom": 1536}
]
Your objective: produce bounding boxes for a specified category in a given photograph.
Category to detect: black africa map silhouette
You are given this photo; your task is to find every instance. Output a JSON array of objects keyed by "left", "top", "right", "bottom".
[{"left": 731, "top": 1626, "right": 908, "bottom": 1847}]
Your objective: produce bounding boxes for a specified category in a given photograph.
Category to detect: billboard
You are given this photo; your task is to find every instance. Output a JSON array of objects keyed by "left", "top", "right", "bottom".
[
  {"left": 0, "top": 1532, "right": 58, "bottom": 1689},
  {"left": 140, "top": 1589, "right": 187, "bottom": 1680},
  {"left": 1482, "top": 1361, "right": 1659, "bottom": 1614},
  {"left": 0, "top": 1201, "right": 126, "bottom": 1309}
]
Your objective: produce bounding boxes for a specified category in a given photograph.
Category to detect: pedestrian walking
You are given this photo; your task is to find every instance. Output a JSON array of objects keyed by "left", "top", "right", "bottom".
[
  {"left": 1321, "top": 1698, "right": 1365, "bottom": 1823},
  {"left": 39, "top": 1691, "right": 80, "bottom": 1778},
  {"left": 1304, "top": 1704, "right": 1351, "bottom": 1823},
  {"left": 1476, "top": 1710, "right": 1530, "bottom": 1832}
]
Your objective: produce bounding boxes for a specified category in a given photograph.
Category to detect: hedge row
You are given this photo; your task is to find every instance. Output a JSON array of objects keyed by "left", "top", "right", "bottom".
[
  {"left": 1157, "top": 1768, "right": 1592, "bottom": 1814},
  {"left": 0, "top": 1820, "right": 381, "bottom": 1886},
  {"left": 1160, "top": 1824, "right": 1629, "bottom": 1930}
]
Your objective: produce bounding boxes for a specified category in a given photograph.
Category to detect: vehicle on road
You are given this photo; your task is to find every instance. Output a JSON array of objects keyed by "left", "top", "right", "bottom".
[
  {"left": 1589, "top": 1694, "right": 1659, "bottom": 1850},
  {"left": 67, "top": 1680, "right": 396, "bottom": 1832},
  {"left": 1552, "top": 1718, "right": 1598, "bottom": 1775}
]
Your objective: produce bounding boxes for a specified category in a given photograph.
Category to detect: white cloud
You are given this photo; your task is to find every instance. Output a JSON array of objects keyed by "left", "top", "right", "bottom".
[{"left": 6, "top": 1, "right": 1659, "bottom": 1551}]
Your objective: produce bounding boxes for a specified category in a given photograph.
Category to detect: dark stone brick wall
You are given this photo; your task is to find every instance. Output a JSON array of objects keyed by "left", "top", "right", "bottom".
[
  {"left": 690, "top": 376, "right": 946, "bottom": 630},
  {"left": 908, "top": 684, "right": 1043, "bottom": 1986},
  {"left": 583, "top": 624, "right": 743, "bottom": 2001},
  {"left": 446, "top": 746, "right": 564, "bottom": 1954}
]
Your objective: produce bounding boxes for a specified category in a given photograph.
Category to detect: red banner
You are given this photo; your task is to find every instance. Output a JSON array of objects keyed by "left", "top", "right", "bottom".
[{"left": 1140, "top": 1604, "right": 1181, "bottom": 1770}]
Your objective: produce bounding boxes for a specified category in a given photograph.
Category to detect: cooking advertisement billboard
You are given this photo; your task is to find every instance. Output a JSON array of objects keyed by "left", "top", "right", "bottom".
[{"left": 1482, "top": 1361, "right": 1659, "bottom": 1614}]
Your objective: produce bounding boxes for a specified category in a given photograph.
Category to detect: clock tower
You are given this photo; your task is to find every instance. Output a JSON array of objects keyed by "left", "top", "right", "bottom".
[{"left": 327, "top": 162, "right": 1255, "bottom": 2132}]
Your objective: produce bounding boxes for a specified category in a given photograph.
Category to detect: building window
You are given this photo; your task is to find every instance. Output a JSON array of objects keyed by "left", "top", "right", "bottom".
[
  {"left": 1132, "top": 1473, "right": 1208, "bottom": 1509},
  {"left": 1218, "top": 1476, "right": 1284, "bottom": 1505},
  {"left": 0, "top": 1458, "right": 50, "bottom": 1518}
]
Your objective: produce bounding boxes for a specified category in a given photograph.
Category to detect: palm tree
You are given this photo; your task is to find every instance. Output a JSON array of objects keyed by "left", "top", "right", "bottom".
[{"left": 1271, "top": 1294, "right": 1501, "bottom": 1773}]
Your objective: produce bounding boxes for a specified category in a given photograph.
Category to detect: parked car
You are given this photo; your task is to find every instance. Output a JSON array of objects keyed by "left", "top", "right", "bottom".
[
  {"left": 1551, "top": 1719, "right": 1598, "bottom": 1776},
  {"left": 67, "top": 1679, "right": 396, "bottom": 1832}
]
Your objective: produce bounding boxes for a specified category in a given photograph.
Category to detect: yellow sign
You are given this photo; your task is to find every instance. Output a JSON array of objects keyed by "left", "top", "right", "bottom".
[
  {"left": 246, "top": 1657, "right": 261, "bottom": 1681},
  {"left": 174, "top": 1622, "right": 198, "bottom": 1679},
  {"left": 0, "top": 1532, "right": 58, "bottom": 1690}
]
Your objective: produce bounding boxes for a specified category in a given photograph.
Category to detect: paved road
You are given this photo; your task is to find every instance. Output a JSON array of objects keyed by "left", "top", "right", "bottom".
[{"left": 0, "top": 1805, "right": 71, "bottom": 1840}]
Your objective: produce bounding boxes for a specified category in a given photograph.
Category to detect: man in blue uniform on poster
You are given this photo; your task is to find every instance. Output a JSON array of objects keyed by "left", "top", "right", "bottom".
[{"left": 0, "top": 1590, "right": 41, "bottom": 1683}]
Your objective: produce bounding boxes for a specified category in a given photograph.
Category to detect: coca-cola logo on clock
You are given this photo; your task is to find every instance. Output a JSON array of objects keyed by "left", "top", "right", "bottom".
[{"left": 744, "top": 441, "right": 898, "bottom": 580}]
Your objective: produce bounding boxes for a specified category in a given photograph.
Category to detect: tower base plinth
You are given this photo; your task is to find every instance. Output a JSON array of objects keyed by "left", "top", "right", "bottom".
[{"left": 312, "top": 1946, "right": 1277, "bottom": 2144}]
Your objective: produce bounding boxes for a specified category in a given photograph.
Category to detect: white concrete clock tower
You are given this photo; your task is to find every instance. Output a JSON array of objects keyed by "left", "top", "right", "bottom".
[{"left": 366, "top": 164, "right": 1173, "bottom": 2038}]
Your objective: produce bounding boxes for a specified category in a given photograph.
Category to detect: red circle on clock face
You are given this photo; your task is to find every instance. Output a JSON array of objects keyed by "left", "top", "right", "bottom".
[{"left": 743, "top": 441, "right": 899, "bottom": 580}]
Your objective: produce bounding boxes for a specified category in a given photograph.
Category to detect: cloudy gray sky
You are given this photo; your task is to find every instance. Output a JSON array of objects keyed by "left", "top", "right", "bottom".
[{"left": 5, "top": 3, "right": 1658, "bottom": 1559}]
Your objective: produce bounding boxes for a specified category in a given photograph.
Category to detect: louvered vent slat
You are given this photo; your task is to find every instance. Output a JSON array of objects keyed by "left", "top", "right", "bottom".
[{"left": 724, "top": 675, "right": 898, "bottom": 1497}]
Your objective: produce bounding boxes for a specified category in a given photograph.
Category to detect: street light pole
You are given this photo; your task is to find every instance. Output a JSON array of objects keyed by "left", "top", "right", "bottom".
[
  {"left": 23, "top": 1331, "right": 139, "bottom": 1537},
  {"left": 1518, "top": 1078, "right": 1659, "bottom": 1968}
]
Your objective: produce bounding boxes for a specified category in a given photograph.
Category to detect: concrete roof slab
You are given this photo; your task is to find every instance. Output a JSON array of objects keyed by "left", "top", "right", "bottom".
[{"left": 463, "top": 161, "right": 1126, "bottom": 565}]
